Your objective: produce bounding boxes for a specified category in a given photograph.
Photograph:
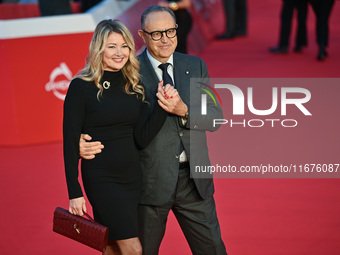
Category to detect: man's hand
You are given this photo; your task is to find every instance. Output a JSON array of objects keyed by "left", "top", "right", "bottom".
[
  {"left": 156, "top": 83, "right": 188, "bottom": 117},
  {"left": 79, "top": 134, "right": 104, "bottom": 159}
]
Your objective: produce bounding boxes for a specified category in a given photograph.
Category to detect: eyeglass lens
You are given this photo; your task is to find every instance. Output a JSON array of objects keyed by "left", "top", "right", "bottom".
[{"left": 151, "top": 28, "right": 176, "bottom": 40}]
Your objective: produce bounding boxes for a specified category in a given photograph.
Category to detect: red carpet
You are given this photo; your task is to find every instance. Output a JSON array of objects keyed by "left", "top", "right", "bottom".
[{"left": 1, "top": 0, "right": 340, "bottom": 254}]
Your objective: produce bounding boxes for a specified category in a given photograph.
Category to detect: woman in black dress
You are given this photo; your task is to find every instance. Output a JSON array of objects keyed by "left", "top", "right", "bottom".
[{"left": 63, "top": 19, "right": 171, "bottom": 254}]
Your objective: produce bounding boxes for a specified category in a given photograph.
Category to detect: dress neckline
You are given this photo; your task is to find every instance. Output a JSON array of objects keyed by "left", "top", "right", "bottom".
[
  {"left": 101, "top": 70, "right": 125, "bottom": 90},
  {"left": 102, "top": 70, "right": 124, "bottom": 80}
]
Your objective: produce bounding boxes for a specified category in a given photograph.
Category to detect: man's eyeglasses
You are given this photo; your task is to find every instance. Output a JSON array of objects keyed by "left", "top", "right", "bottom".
[{"left": 142, "top": 25, "right": 178, "bottom": 41}]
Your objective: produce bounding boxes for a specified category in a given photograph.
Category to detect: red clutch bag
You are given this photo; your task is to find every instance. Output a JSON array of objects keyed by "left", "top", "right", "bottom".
[{"left": 53, "top": 207, "right": 109, "bottom": 252}]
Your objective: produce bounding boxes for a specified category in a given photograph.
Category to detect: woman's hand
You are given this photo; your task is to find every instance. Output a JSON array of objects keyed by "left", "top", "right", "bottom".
[{"left": 69, "top": 197, "right": 87, "bottom": 216}]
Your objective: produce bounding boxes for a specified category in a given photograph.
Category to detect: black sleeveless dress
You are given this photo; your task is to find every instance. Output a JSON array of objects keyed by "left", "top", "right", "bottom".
[{"left": 63, "top": 70, "right": 166, "bottom": 240}]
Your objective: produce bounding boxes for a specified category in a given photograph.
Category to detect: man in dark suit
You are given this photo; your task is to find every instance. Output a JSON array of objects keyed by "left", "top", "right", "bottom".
[
  {"left": 136, "top": 6, "right": 227, "bottom": 255},
  {"left": 269, "top": 0, "right": 308, "bottom": 53},
  {"left": 79, "top": 6, "right": 227, "bottom": 255}
]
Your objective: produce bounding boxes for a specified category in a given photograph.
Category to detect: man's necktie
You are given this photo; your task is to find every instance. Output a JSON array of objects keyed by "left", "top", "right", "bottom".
[
  {"left": 158, "top": 63, "right": 174, "bottom": 87},
  {"left": 159, "top": 63, "right": 185, "bottom": 156}
]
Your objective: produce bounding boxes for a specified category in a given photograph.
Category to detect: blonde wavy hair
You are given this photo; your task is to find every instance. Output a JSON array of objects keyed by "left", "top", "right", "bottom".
[{"left": 77, "top": 19, "right": 144, "bottom": 101}]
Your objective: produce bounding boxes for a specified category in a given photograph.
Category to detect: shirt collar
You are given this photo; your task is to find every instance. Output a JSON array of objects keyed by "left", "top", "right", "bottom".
[{"left": 146, "top": 50, "right": 174, "bottom": 71}]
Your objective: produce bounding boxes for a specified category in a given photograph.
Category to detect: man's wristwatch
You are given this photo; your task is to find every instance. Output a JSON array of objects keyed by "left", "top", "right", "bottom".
[{"left": 169, "top": 1, "right": 179, "bottom": 11}]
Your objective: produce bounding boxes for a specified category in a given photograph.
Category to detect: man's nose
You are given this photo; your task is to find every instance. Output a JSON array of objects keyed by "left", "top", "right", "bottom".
[{"left": 160, "top": 32, "right": 169, "bottom": 42}]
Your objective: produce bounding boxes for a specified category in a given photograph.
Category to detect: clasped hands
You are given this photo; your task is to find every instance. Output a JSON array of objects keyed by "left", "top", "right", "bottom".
[{"left": 156, "top": 80, "right": 188, "bottom": 118}]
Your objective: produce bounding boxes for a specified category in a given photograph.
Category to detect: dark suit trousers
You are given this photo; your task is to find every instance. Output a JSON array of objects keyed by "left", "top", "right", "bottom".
[
  {"left": 138, "top": 166, "right": 227, "bottom": 255},
  {"left": 309, "top": 0, "right": 335, "bottom": 47},
  {"left": 279, "top": 0, "right": 308, "bottom": 48},
  {"left": 222, "top": 0, "right": 247, "bottom": 36}
]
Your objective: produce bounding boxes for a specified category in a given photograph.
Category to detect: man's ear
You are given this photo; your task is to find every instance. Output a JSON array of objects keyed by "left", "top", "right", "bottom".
[{"left": 138, "top": 30, "right": 146, "bottom": 43}]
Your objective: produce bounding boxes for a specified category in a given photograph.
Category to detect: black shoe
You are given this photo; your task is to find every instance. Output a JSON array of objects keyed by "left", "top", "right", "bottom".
[
  {"left": 293, "top": 45, "right": 302, "bottom": 53},
  {"left": 324, "top": 49, "right": 328, "bottom": 57},
  {"left": 216, "top": 33, "right": 235, "bottom": 40},
  {"left": 269, "top": 46, "right": 288, "bottom": 54},
  {"left": 317, "top": 48, "right": 328, "bottom": 61},
  {"left": 234, "top": 31, "right": 247, "bottom": 37},
  {"left": 317, "top": 52, "right": 325, "bottom": 61}
]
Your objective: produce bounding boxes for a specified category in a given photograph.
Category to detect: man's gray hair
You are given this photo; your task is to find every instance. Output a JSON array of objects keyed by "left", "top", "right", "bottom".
[{"left": 141, "top": 5, "right": 177, "bottom": 29}]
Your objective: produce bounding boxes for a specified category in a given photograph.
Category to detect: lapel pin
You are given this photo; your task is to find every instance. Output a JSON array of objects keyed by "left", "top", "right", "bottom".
[{"left": 185, "top": 71, "right": 189, "bottom": 75}]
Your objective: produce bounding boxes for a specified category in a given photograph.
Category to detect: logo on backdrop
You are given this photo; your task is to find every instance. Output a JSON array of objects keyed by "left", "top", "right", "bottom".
[
  {"left": 198, "top": 82, "right": 222, "bottom": 111},
  {"left": 199, "top": 83, "right": 312, "bottom": 128},
  {"left": 45, "top": 62, "right": 72, "bottom": 100}
]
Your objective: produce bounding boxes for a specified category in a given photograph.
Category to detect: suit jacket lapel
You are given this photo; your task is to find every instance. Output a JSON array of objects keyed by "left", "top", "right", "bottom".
[
  {"left": 139, "top": 50, "right": 177, "bottom": 129},
  {"left": 173, "top": 52, "right": 190, "bottom": 105},
  {"left": 139, "top": 50, "right": 160, "bottom": 105}
]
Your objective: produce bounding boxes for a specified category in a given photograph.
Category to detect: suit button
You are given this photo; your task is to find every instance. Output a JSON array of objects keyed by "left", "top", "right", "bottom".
[{"left": 179, "top": 132, "right": 183, "bottom": 137}]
